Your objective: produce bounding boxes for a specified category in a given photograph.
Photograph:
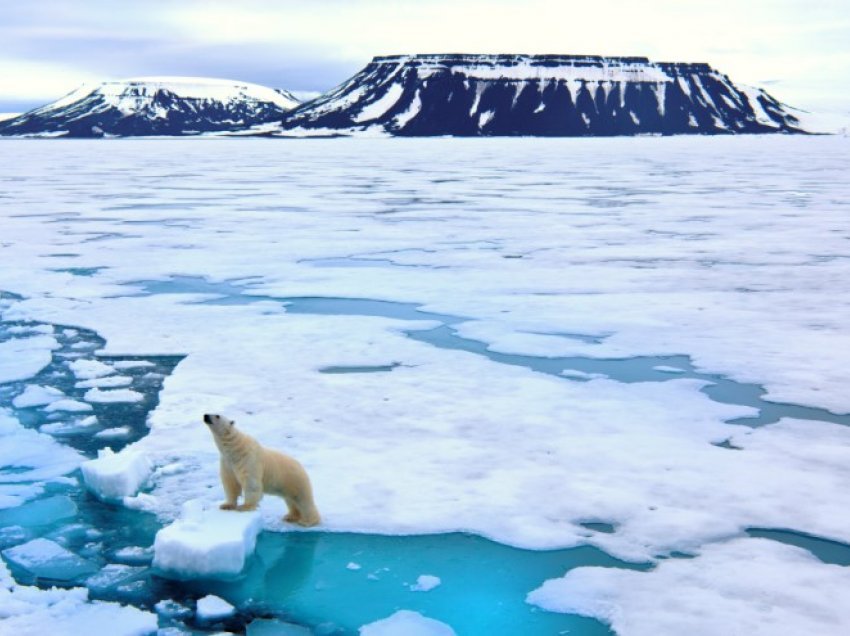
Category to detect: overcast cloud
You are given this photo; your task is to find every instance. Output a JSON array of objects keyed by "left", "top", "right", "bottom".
[{"left": 1, "top": 0, "right": 848, "bottom": 113}]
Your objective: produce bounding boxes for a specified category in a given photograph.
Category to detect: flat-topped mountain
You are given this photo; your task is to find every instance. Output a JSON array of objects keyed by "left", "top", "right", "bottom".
[
  {"left": 280, "top": 54, "right": 803, "bottom": 136},
  {"left": 0, "top": 77, "right": 300, "bottom": 137}
]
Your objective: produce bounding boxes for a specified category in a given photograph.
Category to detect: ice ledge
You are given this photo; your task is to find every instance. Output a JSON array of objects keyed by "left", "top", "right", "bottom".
[{"left": 152, "top": 499, "right": 262, "bottom": 579}]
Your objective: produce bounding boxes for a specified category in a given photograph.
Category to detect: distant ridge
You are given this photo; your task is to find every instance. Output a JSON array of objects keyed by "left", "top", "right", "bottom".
[
  {"left": 0, "top": 77, "right": 300, "bottom": 137},
  {"left": 280, "top": 54, "right": 804, "bottom": 136}
]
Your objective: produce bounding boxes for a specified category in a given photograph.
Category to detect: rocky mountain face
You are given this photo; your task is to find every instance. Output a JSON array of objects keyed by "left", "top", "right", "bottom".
[{"left": 280, "top": 54, "right": 803, "bottom": 136}]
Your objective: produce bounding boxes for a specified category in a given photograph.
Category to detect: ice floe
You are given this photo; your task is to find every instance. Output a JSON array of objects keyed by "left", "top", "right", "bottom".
[
  {"left": 152, "top": 499, "right": 262, "bottom": 578},
  {"left": 80, "top": 448, "right": 151, "bottom": 501},
  {"left": 527, "top": 537, "right": 850, "bottom": 636},
  {"left": 195, "top": 593, "right": 236, "bottom": 621}
]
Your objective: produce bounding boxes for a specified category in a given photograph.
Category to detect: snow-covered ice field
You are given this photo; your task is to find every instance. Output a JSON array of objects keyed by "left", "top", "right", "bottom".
[{"left": 1, "top": 136, "right": 849, "bottom": 634}]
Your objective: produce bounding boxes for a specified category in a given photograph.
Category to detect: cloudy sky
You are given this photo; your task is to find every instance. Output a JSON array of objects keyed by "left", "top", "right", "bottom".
[{"left": 1, "top": 0, "right": 848, "bottom": 113}]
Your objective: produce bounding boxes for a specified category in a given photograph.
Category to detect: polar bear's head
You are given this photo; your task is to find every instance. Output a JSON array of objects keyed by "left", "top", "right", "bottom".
[{"left": 203, "top": 413, "right": 235, "bottom": 437}]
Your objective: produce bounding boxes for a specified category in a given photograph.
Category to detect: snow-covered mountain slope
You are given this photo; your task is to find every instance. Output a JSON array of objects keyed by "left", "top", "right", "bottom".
[
  {"left": 0, "top": 77, "right": 300, "bottom": 137},
  {"left": 280, "top": 54, "right": 804, "bottom": 136}
]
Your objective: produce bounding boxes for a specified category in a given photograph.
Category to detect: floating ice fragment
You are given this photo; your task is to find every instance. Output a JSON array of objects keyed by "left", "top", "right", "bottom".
[
  {"left": 85, "top": 564, "right": 148, "bottom": 596},
  {"left": 68, "top": 359, "right": 114, "bottom": 380},
  {"left": 155, "top": 599, "right": 193, "bottom": 619},
  {"left": 40, "top": 415, "right": 99, "bottom": 436},
  {"left": 196, "top": 594, "right": 236, "bottom": 621},
  {"left": 654, "top": 365, "right": 686, "bottom": 374},
  {"left": 44, "top": 399, "right": 93, "bottom": 413},
  {"left": 75, "top": 375, "right": 133, "bottom": 389},
  {"left": 84, "top": 387, "right": 144, "bottom": 403},
  {"left": 153, "top": 499, "right": 262, "bottom": 578},
  {"left": 111, "top": 545, "right": 154, "bottom": 565},
  {"left": 80, "top": 448, "right": 152, "bottom": 501},
  {"left": 2, "top": 538, "right": 98, "bottom": 583},
  {"left": 94, "top": 426, "right": 132, "bottom": 440},
  {"left": 12, "top": 385, "right": 66, "bottom": 408},
  {"left": 113, "top": 360, "right": 156, "bottom": 370},
  {"left": 347, "top": 562, "right": 362, "bottom": 570},
  {"left": 359, "top": 610, "right": 456, "bottom": 635},
  {"left": 409, "top": 574, "right": 441, "bottom": 592}
]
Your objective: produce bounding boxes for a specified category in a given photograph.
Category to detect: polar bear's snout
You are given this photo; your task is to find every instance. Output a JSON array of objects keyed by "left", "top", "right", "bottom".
[{"left": 203, "top": 413, "right": 212, "bottom": 425}]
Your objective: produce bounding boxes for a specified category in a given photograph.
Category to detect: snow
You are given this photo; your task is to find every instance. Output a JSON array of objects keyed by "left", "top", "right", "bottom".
[
  {"left": 80, "top": 448, "right": 152, "bottom": 501},
  {"left": 196, "top": 594, "right": 236, "bottom": 621},
  {"left": 360, "top": 610, "right": 456, "bottom": 635},
  {"left": 1, "top": 136, "right": 850, "bottom": 629},
  {"left": 527, "top": 538, "right": 850, "bottom": 636},
  {"left": 409, "top": 574, "right": 441, "bottom": 592},
  {"left": 0, "top": 335, "right": 58, "bottom": 383},
  {"left": 152, "top": 499, "right": 263, "bottom": 578},
  {"left": 353, "top": 83, "right": 405, "bottom": 123},
  {"left": 0, "top": 560, "right": 156, "bottom": 635},
  {"left": 93, "top": 426, "right": 132, "bottom": 440}
]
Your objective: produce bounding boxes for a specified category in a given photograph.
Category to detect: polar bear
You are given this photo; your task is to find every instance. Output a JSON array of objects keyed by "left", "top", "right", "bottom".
[{"left": 202, "top": 413, "right": 321, "bottom": 527}]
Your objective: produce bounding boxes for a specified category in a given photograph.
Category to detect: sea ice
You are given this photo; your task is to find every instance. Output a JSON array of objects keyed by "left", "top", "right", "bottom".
[
  {"left": 0, "top": 408, "right": 82, "bottom": 489},
  {"left": 80, "top": 447, "right": 152, "bottom": 501},
  {"left": 0, "top": 335, "right": 58, "bottom": 383},
  {"left": 40, "top": 415, "right": 99, "bottom": 436},
  {"left": 152, "top": 499, "right": 262, "bottom": 578},
  {"left": 359, "top": 610, "right": 456, "bottom": 635},
  {"left": 196, "top": 594, "right": 236, "bottom": 621},
  {"left": 84, "top": 387, "right": 144, "bottom": 403},
  {"left": 527, "top": 537, "right": 850, "bottom": 636},
  {"left": 0, "top": 560, "right": 157, "bottom": 635},
  {"left": 2, "top": 538, "right": 98, "bottom": 583},
  {"left": 409, "top": 574, "right": 441, "bottom": 592},
  {"left": 93, "top": 426, "right": 132, "bottom": 440},
  {"left": 75, "top": 375, "right": 133, "bottom": 389},
  {"left": 11, "top": 385, "right": 66, "bottom": 408},
  {"left": 68, "top": 359, "right": 114, "bottom": 380},
  {"left": 44, "top": 399, "right": 93, "bottom": 413}
]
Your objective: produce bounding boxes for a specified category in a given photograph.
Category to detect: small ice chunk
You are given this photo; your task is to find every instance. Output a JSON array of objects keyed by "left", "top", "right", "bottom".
[
  {"left": 86, "top": 564, "right": 147, "bottom": 596},
  {"left": 153, "top": 499, "right": 262, "bottom": 578},
  {"left": 94, "top": 426, "right": 132, "bottom": 440},
  {"left": 196, "top": 594, "right": 236, "bottom": 621},
  {"left": 347, "top": 562, "right": 362, "bottom": 570},
  {"left": 75, "top": 375, "right": 133, "bottom": 389},
  {"left": 0, "top": 525, "right": 31, "bottom": 549},
  {"left": 155, "top": 599, "right": 193, "bottom": 619},
  {"left": 409, "top": 574, "right": 441, "bottom": 592},
  {"left": 80, "top": 448, "right": 152, "bottom": 501},
  {"left": 113, "top": 360, "right": 156, "bottom": 370},
  {"left": 2, "top": 538, "right": 98, "bottom": 583},
  {"left": 0, "top": 495, "right": 77, "bottom": 528},
  {"left": 40, "top": 415, "right": 99, "bottom": 436},
  {"left": 84, "top": 388, "right": 144, "bottom": 403},
  {"left": 69, "top": 359, "right": 114, "bottom": 380},
  {"left": 359, "top": 610, "right": 456, "bottom": 636},
  {"left": 44, "top": 399, "right": 93, "bottom": 413},
  {"left": 12, "top": 385, "right": 66, "bottom": 408},
  {"left": 111, "top": 545, "right": 154, "bottom": 565},
  {"left": 654, "top": 365, "right": 686, "bottom": 374}
]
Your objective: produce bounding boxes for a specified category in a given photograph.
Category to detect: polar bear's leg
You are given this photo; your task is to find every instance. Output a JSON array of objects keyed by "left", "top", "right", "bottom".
[
  {"left": 236, "top": 470, "right": 263, "bottom": 511},
  {"left": 283, "top": 495, "right": 301, "bottom": 523},
  {"left": 219, "top": 459, "right": 241, "bottom": 510}
]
